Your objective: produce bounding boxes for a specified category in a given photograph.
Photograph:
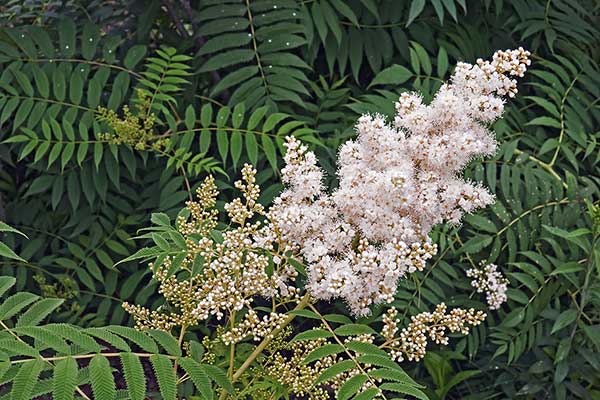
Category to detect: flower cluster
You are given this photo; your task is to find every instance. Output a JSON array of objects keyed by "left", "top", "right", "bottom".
[
  {"left": 124, "top": 165, "right": 299, "bottom": 331},
  {"left": 33, "top": 274, "right": 80, "bottom": 313},
  {"left": 270, "top": 49, "right": 529, "bottom": 316},
  {"left": 97, "top": 89, "right": 166, "bottom": 150},
  {"left": 221, "top": 309, "right": 288, "bottom": 345},
  {"left": 117, "top": 49, "right": 529, "bottom": 400},
  {"left": 381, "top": 304, "right": 486, "bottom": 362},
  {"left": 467, "top": 262, "right": 509, "bottom": 310}
]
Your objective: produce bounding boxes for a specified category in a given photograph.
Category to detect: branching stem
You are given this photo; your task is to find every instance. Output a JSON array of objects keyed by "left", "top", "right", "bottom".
[{"left": 217, "top": 293, "right": 312, "bottom": 399}]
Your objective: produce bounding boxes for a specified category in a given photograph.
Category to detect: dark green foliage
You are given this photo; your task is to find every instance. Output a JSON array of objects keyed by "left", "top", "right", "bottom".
[
  {"left": 0, "top": 278, "right": 232, "bottom": 399},
  {"left": 0, "top": 0, "right": 599, "bottom": 399}
]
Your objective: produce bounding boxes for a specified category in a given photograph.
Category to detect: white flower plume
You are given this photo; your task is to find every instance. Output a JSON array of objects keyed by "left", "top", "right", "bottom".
[{"left": 269, "top": 48, "right": 530, "bottom": 316}]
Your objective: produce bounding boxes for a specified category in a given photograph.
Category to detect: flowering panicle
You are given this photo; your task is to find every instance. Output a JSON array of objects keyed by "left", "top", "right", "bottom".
[
  {"left": 221, "top": 309, "right": 288, "bottom": 345},
  {"left": 97, "top": 89, "right": 166, "bottom": 150},
  {"left": 467, "top": 262, "right": 509, "bottom": 310},
  {"left": 271, "top": 49, "right": 529, "bottom": 316},
  {"left": 177, "top": 175, "right": 219, "bottom": 236},
  {"left": 124, "top": 165, "right": 299, "bottom": 331},
  {"left": 381, "top": 304, "right": 486, "bottom": 362},
  {"left": 115, "top": 49, "right": 530, "bottom": 400}
]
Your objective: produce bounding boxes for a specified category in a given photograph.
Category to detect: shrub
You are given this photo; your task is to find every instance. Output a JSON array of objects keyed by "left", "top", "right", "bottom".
[{"left": 0, "top": 1, "right": 598, "bottom": 399}]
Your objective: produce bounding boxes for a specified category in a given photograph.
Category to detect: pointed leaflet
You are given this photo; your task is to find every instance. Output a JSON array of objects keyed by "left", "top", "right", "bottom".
[
  {"left": 0, "top": 276, "right": 16, "bottom": 297},
  {"left": 16, "top": 298, "right": 64, "bottom": 327},
  {"left": 316, "top": 360, "right": 356, "bottom": 384},
  {"left": 201, "top": 364, "right": 234, "bottom": 394},
  {"left": 11, "top": 359, "right": 44, "bottom": 400},
  {"left": 337, "top": 374, "right": 368, "bottom": 400},
  {"left": 334, "top": 324, "right": 376, "bottom": 336},
  {"left": 85, "top": 327, "right": 131, "bottom": 351},
  {"left": 150, "top": 354, "right": 177, "bottom": 400},
  {"left": 292, "top": 329, "right": 333, "bottom": 342},
  {"left": 407, "top": 0, "right": 426, "bottom": 26},
  {"left": 106, "top": 326, "right": 159, "bottom": 353},
  {"left": 120, "top": 353, "right": 146, "bottom": 400},
  {"left": 178, "top": 358, "right": 212, "bottom": 400},
  {"left": 0, "top": 223, "right": 26, "bottom": 237},
  {"left": 53, "top": 357, "right": 78, "bottom": 400},
  {"left": 0, "top": 292, "right": 39, "bottom": 320},
  {"left": 90, "top": 354, "right": 116, "bottom": 400},
  {"left": 379, "top": 382, "right": 428, "bottom": 400},
  {"left": 44, "top": 324, "right": 102, "bottom": 353},
  {"left": 0, "top": 242, "right": 26, "bottom": 262},
  {"left": 147, "top": 330, "right": 182, "bottom": 356},
  {"left": 353, "top": 388, "right": 379, "bottom": 400},
  {"left": 303, "top": 344, "right": 345, "bottom": 364}
]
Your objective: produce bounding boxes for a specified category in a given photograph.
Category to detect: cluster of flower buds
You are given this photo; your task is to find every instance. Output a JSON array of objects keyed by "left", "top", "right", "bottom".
[
  {"left": 221, "top": 309, "right": 288, "bottom": 345},
  {"left": 124, "top": 165, "right": 299, "bottom": 331},
  {"left": 381, "top": 304, "right": 486, "bottom": 362}
]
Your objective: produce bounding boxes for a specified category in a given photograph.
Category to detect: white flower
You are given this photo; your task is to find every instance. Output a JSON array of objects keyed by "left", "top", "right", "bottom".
[
  {"left": 467, "top": 263, "right": 509, "bottom": 310},
  {"left": 270, "top": 49, "right": 529, "bottom": 316}
]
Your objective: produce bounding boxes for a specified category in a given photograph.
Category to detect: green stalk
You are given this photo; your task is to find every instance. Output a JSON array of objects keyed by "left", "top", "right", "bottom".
[{"left": 218, "top": 293, "right": 312, "bottom": 399}]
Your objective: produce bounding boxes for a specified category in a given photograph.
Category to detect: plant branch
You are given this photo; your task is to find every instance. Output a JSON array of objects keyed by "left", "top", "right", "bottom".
[
  {"left": 308, "top": 304, "right": 390, "bottom": 400},
  {"left": 218, "top": 293, "right": 312, "bottom": 399}
]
